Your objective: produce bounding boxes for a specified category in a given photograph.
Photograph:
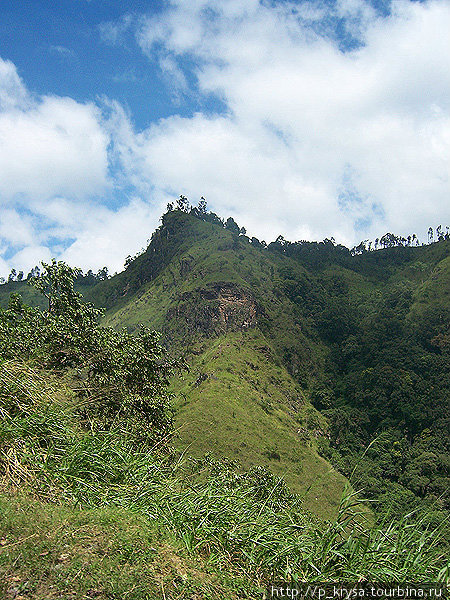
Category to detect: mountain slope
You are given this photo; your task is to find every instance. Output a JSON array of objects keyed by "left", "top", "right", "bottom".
[
  {"left": 96, "top": 212, "right": 348, "bottom": 516},
  {"left": 97, "top": 210, "right": 449, "bottom": 520},
  {"left": 170, "top": 330, "right": 345, "bottom": 517},
  {"left": 1, "top": 209, "right": 448, "bottom": 521}
]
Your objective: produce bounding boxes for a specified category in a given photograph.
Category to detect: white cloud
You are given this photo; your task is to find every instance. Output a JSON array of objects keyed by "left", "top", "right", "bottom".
[
  {"left": 7, "top": 245, "right": 53, "bottom": 277},
  {"left": 0, "top": 60, "right": 160, "bottom": 276},
  {"left": 134, "top": 0, "right": 450, "bottom": 244},
  {"left": 60, "top": 197, "right": 166, "bottom": 274},
  {"left": 158, "top": 55, "right": 189, "bottom": 97},
  {"left": 99, "top": 14, "right": 135, "bottom": 46},
  {"left": 0, "top": 68, "right": 110, "bottom": 200},
  {"left": 0, "top": 208, "right": 35, "bottom": 247},
  {"left": 0, "top": 58, "right": 29, "bottom": 111},
  {"left": 1, "top": 1, "right": 450, "bottom": 279},
  {"left": 0, "top": 194, "right": 165, "bottom": 278}
]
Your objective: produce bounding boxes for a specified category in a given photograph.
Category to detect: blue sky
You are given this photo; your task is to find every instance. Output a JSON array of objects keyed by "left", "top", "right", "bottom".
[
  {"left": 0, "top": 0, "right": 449, "bottom": 276},
  {"left": 0, "top": 0, "right": 181, "bottom": 128}
]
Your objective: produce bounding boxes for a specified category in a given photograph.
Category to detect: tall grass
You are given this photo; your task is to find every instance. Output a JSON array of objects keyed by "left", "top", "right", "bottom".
[{"left": 1, "top": 360, "right": 448, "bottom": 584}]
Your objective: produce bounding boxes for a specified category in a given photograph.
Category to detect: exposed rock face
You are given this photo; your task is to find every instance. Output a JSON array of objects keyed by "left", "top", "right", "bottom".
[{"left": 167, "top": 284, "right": 257, "bottom": 338}]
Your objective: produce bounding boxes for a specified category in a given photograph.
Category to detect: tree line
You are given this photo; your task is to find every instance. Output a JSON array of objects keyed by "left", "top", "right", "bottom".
[
  {"left": 1, "top": 264, "right": 110, "bottom": 285},
  {"left": 2, "top": 193, "right": 449, "bottom": 283}
]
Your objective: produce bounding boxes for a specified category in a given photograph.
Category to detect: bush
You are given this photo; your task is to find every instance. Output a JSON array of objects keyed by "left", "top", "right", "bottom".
[{"left": 0, "top": 260, "right": 181, "bottom": 440}]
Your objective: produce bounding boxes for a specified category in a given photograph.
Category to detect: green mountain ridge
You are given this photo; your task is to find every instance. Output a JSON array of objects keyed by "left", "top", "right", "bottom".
[
  {"left": 98, "top": 212, "right": 347, "bottom": 516},
  {"left": 102, "top": 210, "right": 450, "bottom": 519},
  {"left": 1, "top": 209, "right": 449, "bottom": 522}
]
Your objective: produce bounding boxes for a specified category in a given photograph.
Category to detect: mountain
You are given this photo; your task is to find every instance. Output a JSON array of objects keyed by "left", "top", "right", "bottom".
[
  {"left": 2, "top": 209, "right": 449, "bottom": 521},
  {"left": 100, "top": 209, "right": 450, "bottom": 520},
  {"left": 2, "top": 207, "right": 449, "bottom": 596},
  {"left": 93, "top": 211, "right": 350, "bottom": 518}
]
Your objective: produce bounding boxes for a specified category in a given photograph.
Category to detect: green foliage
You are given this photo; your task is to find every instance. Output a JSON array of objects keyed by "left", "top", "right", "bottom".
[
  {"left": 0, "top": 260, "right": 179, "bottom": 439},
  {"left": 225, "top": 216, "right": 240, "bottom": 234},
  {"left": 0, "top": 364, "right": 448, "bottom": 587},
  {"left": 0, "top": 260, "right": 103, "bottom": 368},
  {"left": 317, "top": 263, "right": 450, "bottom": 519},
  {"left": 81, "top": 325, "right": 178, "bottom": 436}
]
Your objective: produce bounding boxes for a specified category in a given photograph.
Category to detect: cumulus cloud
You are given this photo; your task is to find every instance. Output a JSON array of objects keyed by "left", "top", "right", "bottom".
[
  {"left": 7, "top": 245, "right": 53, "bottom": 278},
  {"left": 0, "top": 58, "right": 158, "bottom": 277},
  {"left": 133, "top": 0, "right": 450, "bottom": 244},
  {"left": 61, "top": 197, "right": 166, "bottom": 274},
  {"left": 1, "top": 1, "right": 450, "bottom": 278},
  {"left": 0, "top": 208, "right": 35, "bottom": 247},
  {"left": 0, "top": 59, "right": 133, "bottom": 276},
  {"left": 0, "top": 60, "right": 110, "bottom": 200},
  {"left": 0, "top": 195, "right": 165, "bottom": 278}
]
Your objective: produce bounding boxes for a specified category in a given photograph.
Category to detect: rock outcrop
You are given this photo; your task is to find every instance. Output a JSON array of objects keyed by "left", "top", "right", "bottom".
[{"left": 167, "top": 284, "right": 257, "bottom": 338}]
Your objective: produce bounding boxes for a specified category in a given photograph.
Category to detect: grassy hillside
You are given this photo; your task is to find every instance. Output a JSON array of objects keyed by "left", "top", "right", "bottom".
[
  {"left": 1, "top": 492, "right": 244, "bottom": 600},
  {"left": 1, "top": 361, "right": 447, "bottom": 598},
  {"left": 97, "top": 210, "right": 449, "bottom": 522},
  {"left": 1, "top": 209, "right": 448, "bottom": 523},
  {"left": 170, "top": 330, "right": 346, "bottom": 518},
  {"left": 0, "top": 280, "right": 46, "bottom": 310}
]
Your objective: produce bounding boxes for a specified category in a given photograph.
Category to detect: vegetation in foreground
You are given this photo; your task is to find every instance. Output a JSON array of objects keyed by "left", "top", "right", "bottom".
[{"left": 0, "top": 261, "right": 449, "bottom": 598}]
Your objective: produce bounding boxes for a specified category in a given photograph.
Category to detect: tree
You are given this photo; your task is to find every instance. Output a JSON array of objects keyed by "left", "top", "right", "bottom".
[
  {"left": 177, "top": 195, "right": 190, "bottom": 212},
  {"left": 96, "top": 266, "right": 109, "bottom": 281},
  {"left": 203, "top": 212, "right": 224, "bottom": 227},
  {"left": 379, "top": 233, "right": 398, "bottom": 248},
  {"left": 31, "top": 259, "right": 82, "bottom": 314},
  {"left": 351, "top": 241, "right": 368, "bottom": 256},
  {"left": 225, "top": 217, "right": 240, "bottom": 234},
  {"left": 0, "top": 260, "right": 181, "bottom": 439},
  {"left": 198, "top": 197, "right": 207, "bottom": 214},
  {"left": 26, "top": 266, "right": 40, "bottom": 280}
]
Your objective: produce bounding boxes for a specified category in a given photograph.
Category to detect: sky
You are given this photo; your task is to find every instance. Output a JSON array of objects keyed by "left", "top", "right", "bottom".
[{"left": 0, "top": 0, "right": 449, "bottom": 277}]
